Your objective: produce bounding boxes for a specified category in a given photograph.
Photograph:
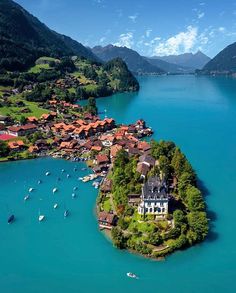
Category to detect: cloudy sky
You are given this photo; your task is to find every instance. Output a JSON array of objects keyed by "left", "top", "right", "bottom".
[{"left": 15, "top": 0, "right": 236, "bottom": 57}]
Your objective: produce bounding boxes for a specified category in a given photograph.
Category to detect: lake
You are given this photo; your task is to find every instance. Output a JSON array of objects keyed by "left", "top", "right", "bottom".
[{"left": 1, "top": 75, "right": 236, "bottom": 292}]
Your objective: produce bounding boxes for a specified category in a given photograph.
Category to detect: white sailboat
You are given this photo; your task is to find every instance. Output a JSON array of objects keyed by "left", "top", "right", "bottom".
[
  {"left": 38, "top": 209, "right": 45, "bottom": 222},
  {"left": 28, "top": 187, "right": 34, "bottom": 192},
  {"left": 24, "top": 195, "right": 30, "bottom": 201},
  {"left": 53, "top": 203, "right": 58, "bottom": 209},
  {"left": 45, "top": 171, "right": 50, "bottom": 176},
  {"left": 53, "top": 187, "right": 58, "bottom": 194}
]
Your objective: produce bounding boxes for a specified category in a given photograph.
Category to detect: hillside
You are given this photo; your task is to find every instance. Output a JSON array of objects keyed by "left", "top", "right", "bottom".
[
  {"left": 154, "top": 51, "right": 211, "bottom": 70},
  {"left": 92, "top": 45, "right": 165, "bottom": 75},
  {"left": 200, "top": 42, "right": 236, "bottom": 74},
  {"left": 144, "top": 57, "right": 194, "bottom": 74},
  {"left": 0, "top": 0, "right": 98, "bottom": 71}
]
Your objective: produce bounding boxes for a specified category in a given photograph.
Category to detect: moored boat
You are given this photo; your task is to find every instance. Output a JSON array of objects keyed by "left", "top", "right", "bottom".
[
  {"left": 53, "top": 187, "right": 58, "bottom": 194},
  {"left": 127, "top": 272, "right": 138, "bottom": 279},
  {"left": 72, "top": 193, "right": 76, "bottom": 199},
  {"left": 45, "top": 171, "right": 50, "bottom": 176},
  {"left": 64, "top": 210, "right": 69, "bottom": 217},
  {"left": 53, "top": 203, "right": 58, "bottom": 209},
  {"left": 28, "top": 187, "right": 34, "bottom": 192},
  {"left": 8, "top": 214, "right": 14, "bottom": 224},
  {"left": 24, "top": 195, "right": 30, "bottom": 201}
]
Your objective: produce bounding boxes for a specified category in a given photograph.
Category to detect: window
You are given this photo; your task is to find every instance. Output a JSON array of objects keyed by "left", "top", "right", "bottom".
[
  {"left": 149, "top": 208, "right": 153, "bottom": 213},
  {"left": 147, "top": 202, "right": 151, "bottom": 206},
  {"left": 160, "top": 202, "right": 164, "bottom": 207},
  {"left": 162, "top": 208, "right": 165, "bottom": 213}
]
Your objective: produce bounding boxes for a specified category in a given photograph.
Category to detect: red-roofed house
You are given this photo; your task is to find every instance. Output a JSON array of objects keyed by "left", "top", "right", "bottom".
[
  {"left": 8, "top": 124, "right": 37, "bottom": 137},
  {"left": 96, "top": 154, "right": 110, "bottom": 165}
]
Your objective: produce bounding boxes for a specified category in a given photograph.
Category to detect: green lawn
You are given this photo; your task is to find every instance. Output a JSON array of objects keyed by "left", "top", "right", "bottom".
[
  {"left": 28, "top": 64, "right": 50, "bottom": 73},
  {"left": 103, "top": 198, "right": 112, "bottom": 212}
]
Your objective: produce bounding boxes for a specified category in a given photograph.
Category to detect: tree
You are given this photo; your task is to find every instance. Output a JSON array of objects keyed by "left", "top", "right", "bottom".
[
  {"left": 86, "top": 97, "right": 98, "bottom": 115},
  {"left": 187, "top": 212, "right": 208, "bottom": 244},
  {"left": 147, "top": 232, "right": 162, "bottom": 246},
  {"left": 178, "top": 172, "right": 195, "bottom": 199},
  {"left": 19, "top": 116, "right": 27, "bottom": 125},
  {"left": 159, "top": 155, "right": 171, "bottom": 177},
  {"left": 111, "top": 227, "right": 126, "bottom": 249},
  {"left": 186, "top": 186, "right": 205, "bottom": 211},
  {"left": 0, "top": 141, "right": 10, "bottom": 157}
]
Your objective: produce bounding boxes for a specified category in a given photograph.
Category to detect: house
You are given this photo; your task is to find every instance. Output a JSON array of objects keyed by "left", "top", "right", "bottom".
[
  {"left": 98, "top": 211, "right": 117, "bottom": 229},
  {"left": 8, "top": 140, "right": 25, "bottom": 151},
  {"left": 91, "top": 145, "right": 102, "bottom": 152},
  {"left": 136, "top": 162, "right": 150, "bottom": 178},
  {"left": 128, "top": 194, "right": 141, "bottom": 206},
  {"left": 27, "top": 116, "right": 38, "bottom": 123},
  {"left": 28, "top": 145, "right": 39, "bottom": 153},
  {"left": 138, "top": 176, "right": 169, "bottom": 216},
  {"left": 139, "top": 154, "right": 156, "bottom": 167},
  {"left": 110, "top": 144, "right": 122, "bottom": 159},
  {"left": 8, "top": 124, "right": 37, "bottom": 137},
  {"left": 0, "top": 115, "right": 11, "bottom": 125},
  {"left": 96, "top": 154, "right": 110, "bottom": 165},
  {"left": 100, "top": 179, "right": 112, "bottom": 193},
  {"left": 137, "top": 141, "right": 151, "bottom": 152}
]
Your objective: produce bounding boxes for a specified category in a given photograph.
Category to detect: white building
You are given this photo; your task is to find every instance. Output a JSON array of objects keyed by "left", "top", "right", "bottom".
[{"left": 138, "top": 177, "right": 169, "bottom": 216}]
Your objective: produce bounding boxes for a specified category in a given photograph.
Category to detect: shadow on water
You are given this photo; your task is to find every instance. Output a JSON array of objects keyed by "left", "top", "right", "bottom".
[{"left": 197, "top": 177, "right": 219, "bottom": 243}]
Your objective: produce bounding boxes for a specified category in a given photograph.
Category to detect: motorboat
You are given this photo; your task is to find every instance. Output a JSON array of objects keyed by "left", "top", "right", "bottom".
[
  {"left": 38, "top": 215, "right": 45, "bottom": 222},
  {"left": 38, "top": 209, "right": 45, "bottom": 222},
  {"left": 53, "top": 188, "right": 58, "bottom": 194},
  {"left": 64, "top": 210, "right": 69, "bottom": 217},
  {"left": 72, "top": 193, "right": 76, "bottom": 199},
  {"left": 24, "top": 195, "right": 30, "bottom": 201},
  {"left": 53, "top": 203, "right": 58, "bottom": 209},
  {"left": 127, "top": 272, "right": 138, "bottom": 279},
  {"left": 8, "top": 215, "right": 14, "bottom": 224},
  {"left": 45, "top": 171, "right": 50, "bottom": 176}
]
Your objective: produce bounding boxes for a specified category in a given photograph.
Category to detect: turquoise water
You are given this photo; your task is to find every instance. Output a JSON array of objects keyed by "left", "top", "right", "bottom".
[{"left": 1, "top": 75, "right": 236, "bottom": 292}]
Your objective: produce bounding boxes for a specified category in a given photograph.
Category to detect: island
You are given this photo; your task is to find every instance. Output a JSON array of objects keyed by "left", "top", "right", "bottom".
[{"left": 97, "top": 139, "right": 209, "bottom": 258}]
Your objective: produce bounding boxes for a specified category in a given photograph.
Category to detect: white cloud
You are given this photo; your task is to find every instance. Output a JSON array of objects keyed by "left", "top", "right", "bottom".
[
  {"left": 99, "top": 37, "right": 106, "bottom": 43},
  {"left": 153, "top": 26, "right": 198, "bottom": 56},
  {"left": 114, "top": 32, "right": 134, "bottom": 48},
  {"left": 198, "top": 12, "right": 205, "bottom": 19},
  {"left": 218, "top": 27, "right": 225, "bottom": 32},
  {"left": 145, "top": 29, "right": 152, "bottom": 38},
  {"left": 128, "top": 14, "right": 138, "bottom": 23}
]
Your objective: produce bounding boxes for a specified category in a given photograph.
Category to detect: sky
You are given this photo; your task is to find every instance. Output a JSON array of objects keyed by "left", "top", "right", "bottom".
[{"left": 15, "top": 0, "right": 236, "bottom": 58}]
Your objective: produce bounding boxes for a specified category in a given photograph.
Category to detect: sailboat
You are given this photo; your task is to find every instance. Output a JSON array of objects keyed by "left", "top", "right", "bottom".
[
  {"left": 38, "top": 209, "right": 45, "bottom": 222},
  {"left": 45, "top": 171, "right": 50, "bottom": 176},
  {"left": 8, "top": 214, "right": 15, "bottom": 224},
  {"left": 61, "top": 169, "right": 65, "bottom": 173},
  {"left": 72, "top": 193, "right": 76, "bottom": 199},
  {"left": 73, "top": 187, "right": 78, "bottom": 191},
  {"left": 38, "top": 180, "right": 42, "bottom": 184},
  {"left": 24, "top": 195, "right": 30, "bottom": 201},
  {"left": 28, "top": 187, "right": 34, "bottom": 192},
  {"left": 53, "top": 203, "right": 58, "bottom": 209},
  {"left": 67, "top": 174, "right": 70, "bottom": 178},
  {"left": 53, "top": 187, "right": 58, "bottom": 194}
]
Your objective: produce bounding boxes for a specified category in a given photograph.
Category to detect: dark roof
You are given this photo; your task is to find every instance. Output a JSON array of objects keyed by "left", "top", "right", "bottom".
[
  {"left": 139, "top": 154, "right": 155, "bottom": 166},
  {"left": 142, "top": 176, "right": 168, "bottom": 200},
  {"left": 136, "top": 162, "right": 150, "bottom": 176}
]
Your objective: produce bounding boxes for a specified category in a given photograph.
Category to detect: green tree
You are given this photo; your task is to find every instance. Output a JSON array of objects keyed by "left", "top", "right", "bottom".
[
  {"left": 186, "top": 186, "right": 205, "bottom": 211},
  {"left": 86, "top": 97, "right": 98, "bottom": 115},
  {"left": 0, "top": 141, "right": 10, "bottom": 157},
  {"left": 187, "top": 212, "right": 208, "bottom": 244},
  {"left": 111, "top": 227, "right": 126, "bottom": 249},
  {"left": 19, "top": 116, "right": 27, "bottom": 125}
]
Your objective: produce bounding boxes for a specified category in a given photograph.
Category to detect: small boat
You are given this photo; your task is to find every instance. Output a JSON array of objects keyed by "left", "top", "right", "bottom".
[
  {"left": 38, "top": 180, "right": 42, "bottom": 184},
  {"left": 78, "top": 177, "right": 83, "bottom": 181},
  {"left": 73, "top": 167, "right": 77, "bottom": 172},
  {"left": 28, "top": 187, "right": 34, "bottom": 192},
  {"left": 53, "top": 188, "right": 58, "bottom": 194},
  {"left": 45, "top": 171, "right": 50, "bottom": 176},
  {"left": 24, "top": 195, "right": 30, "bottom": 201},
  {"left": 67, "top": 174, "right": 70, "bottom": 178},
  {"left": 127, "top": 272, "right": 138, "bottom": 279},
  {"left": 39, "top": 215, "right": 45, "bottom": 222},
  {"left": 38, "top": 209, "right": 45, "bottom": 222},
  {"left": 8, "top": 214, "right": 14, "bottom": 224},
  {"left": 73, "top": 187, "right": 78, "bottom": 191},
  {"left": 61, "top": 169, "right": 65, "bottom": 173},
  {"left": 64, "top": 210, "right": 69, "bottom": 217},
  {"left": 53, "top": 203, "right": 58, "bottom": 209},
  {"left": 72, "top": 193, "right": 76, "bottom": 199}
]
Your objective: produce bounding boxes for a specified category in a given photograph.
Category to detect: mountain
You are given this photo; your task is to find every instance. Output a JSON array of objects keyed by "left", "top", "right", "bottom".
[
  {"left": 153, "top": 51, "right": 211, "bottom": 70},
  {"left": 0, "top": 0, "right": 98, "bottom": 71},
  {"left": 200, "top": 42, "right": 236, "bottom": 74},
  {"left": 92, "top": 45, "right": 165, "bottom": 74},
  {"left": 144, "top": 57, "right": 194, "bottom": 74}
]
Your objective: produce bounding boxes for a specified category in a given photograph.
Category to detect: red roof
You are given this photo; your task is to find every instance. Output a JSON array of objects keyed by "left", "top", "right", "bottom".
[
  {"left": 96, "top": 154, "right": 109, "bottom": 164},
  {"left": 0, "top": 134, "right": 15, "bottom": 141}
]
